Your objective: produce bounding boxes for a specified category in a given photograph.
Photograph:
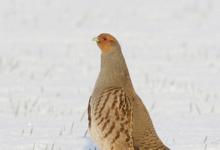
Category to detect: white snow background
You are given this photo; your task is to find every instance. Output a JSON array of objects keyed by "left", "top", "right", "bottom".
[{"left": 0, "top": 0, "right": 220, "bottom": 149}]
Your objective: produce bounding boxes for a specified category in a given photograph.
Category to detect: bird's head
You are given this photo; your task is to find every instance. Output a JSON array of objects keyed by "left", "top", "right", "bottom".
[{"left": 93, "top": 33, "right": 120, "bottom": 53}]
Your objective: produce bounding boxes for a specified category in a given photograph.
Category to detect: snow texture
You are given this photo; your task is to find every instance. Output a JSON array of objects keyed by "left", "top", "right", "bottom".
[{"left": 0, "top": 0, "right": 220, "bottom": 149}]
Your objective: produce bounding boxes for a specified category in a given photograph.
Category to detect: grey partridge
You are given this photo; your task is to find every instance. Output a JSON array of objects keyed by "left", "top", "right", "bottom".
[{"left": 88, "top": 33, "right": 170, "bottom": 150}]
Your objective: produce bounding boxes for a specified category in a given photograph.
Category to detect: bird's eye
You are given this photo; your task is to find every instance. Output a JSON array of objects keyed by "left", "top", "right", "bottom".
[{"left": 103, "top": 37, "right": 107, "bottom": 41}]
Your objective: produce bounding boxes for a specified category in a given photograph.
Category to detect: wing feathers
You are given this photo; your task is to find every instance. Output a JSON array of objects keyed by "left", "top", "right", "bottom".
[{"left": 89, "top": 87, "right": 134, "bottom": 150}]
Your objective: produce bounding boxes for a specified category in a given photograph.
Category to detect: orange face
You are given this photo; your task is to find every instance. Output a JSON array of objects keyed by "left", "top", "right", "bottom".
[{"left": 94, "top": 33, "right": 119, "bottom": 53}]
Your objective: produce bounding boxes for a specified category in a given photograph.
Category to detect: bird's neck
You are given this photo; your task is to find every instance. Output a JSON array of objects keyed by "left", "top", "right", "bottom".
[{"left": 93, "top": 48, "right": 134, "bottom": 94}]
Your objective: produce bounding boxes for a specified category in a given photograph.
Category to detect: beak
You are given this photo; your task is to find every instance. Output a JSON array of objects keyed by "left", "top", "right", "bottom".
[{"left": 92, "top": 37, "right": 99, "bottom": 42}]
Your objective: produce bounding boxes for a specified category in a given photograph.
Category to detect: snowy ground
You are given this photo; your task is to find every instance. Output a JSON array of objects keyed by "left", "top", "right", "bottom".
[{"left": 0, "top": 0, "right": 220, "bottom": 149}]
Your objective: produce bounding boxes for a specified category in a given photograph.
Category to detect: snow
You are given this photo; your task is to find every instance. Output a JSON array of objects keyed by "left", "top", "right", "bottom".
[{"left": 0, "top": 0, "right": 220, "bottom": 149}]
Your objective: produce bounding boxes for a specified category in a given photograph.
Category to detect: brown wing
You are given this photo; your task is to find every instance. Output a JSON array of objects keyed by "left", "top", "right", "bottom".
[
  {"left": 90, "top": 87, "right": 134, "bottom": 150},
  {"left": 132, "top": 95, "right": 170, "bottom": 150}
]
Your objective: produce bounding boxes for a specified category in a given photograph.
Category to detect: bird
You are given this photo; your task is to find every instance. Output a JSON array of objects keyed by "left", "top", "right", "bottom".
[{"left": 88, "top": 33, "right": 170, "bottom": 150}]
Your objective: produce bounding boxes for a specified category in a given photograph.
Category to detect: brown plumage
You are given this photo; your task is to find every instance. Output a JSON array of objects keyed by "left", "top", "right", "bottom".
[{"left": 88, "top": 33, "right": 170, "bottom": 150}]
